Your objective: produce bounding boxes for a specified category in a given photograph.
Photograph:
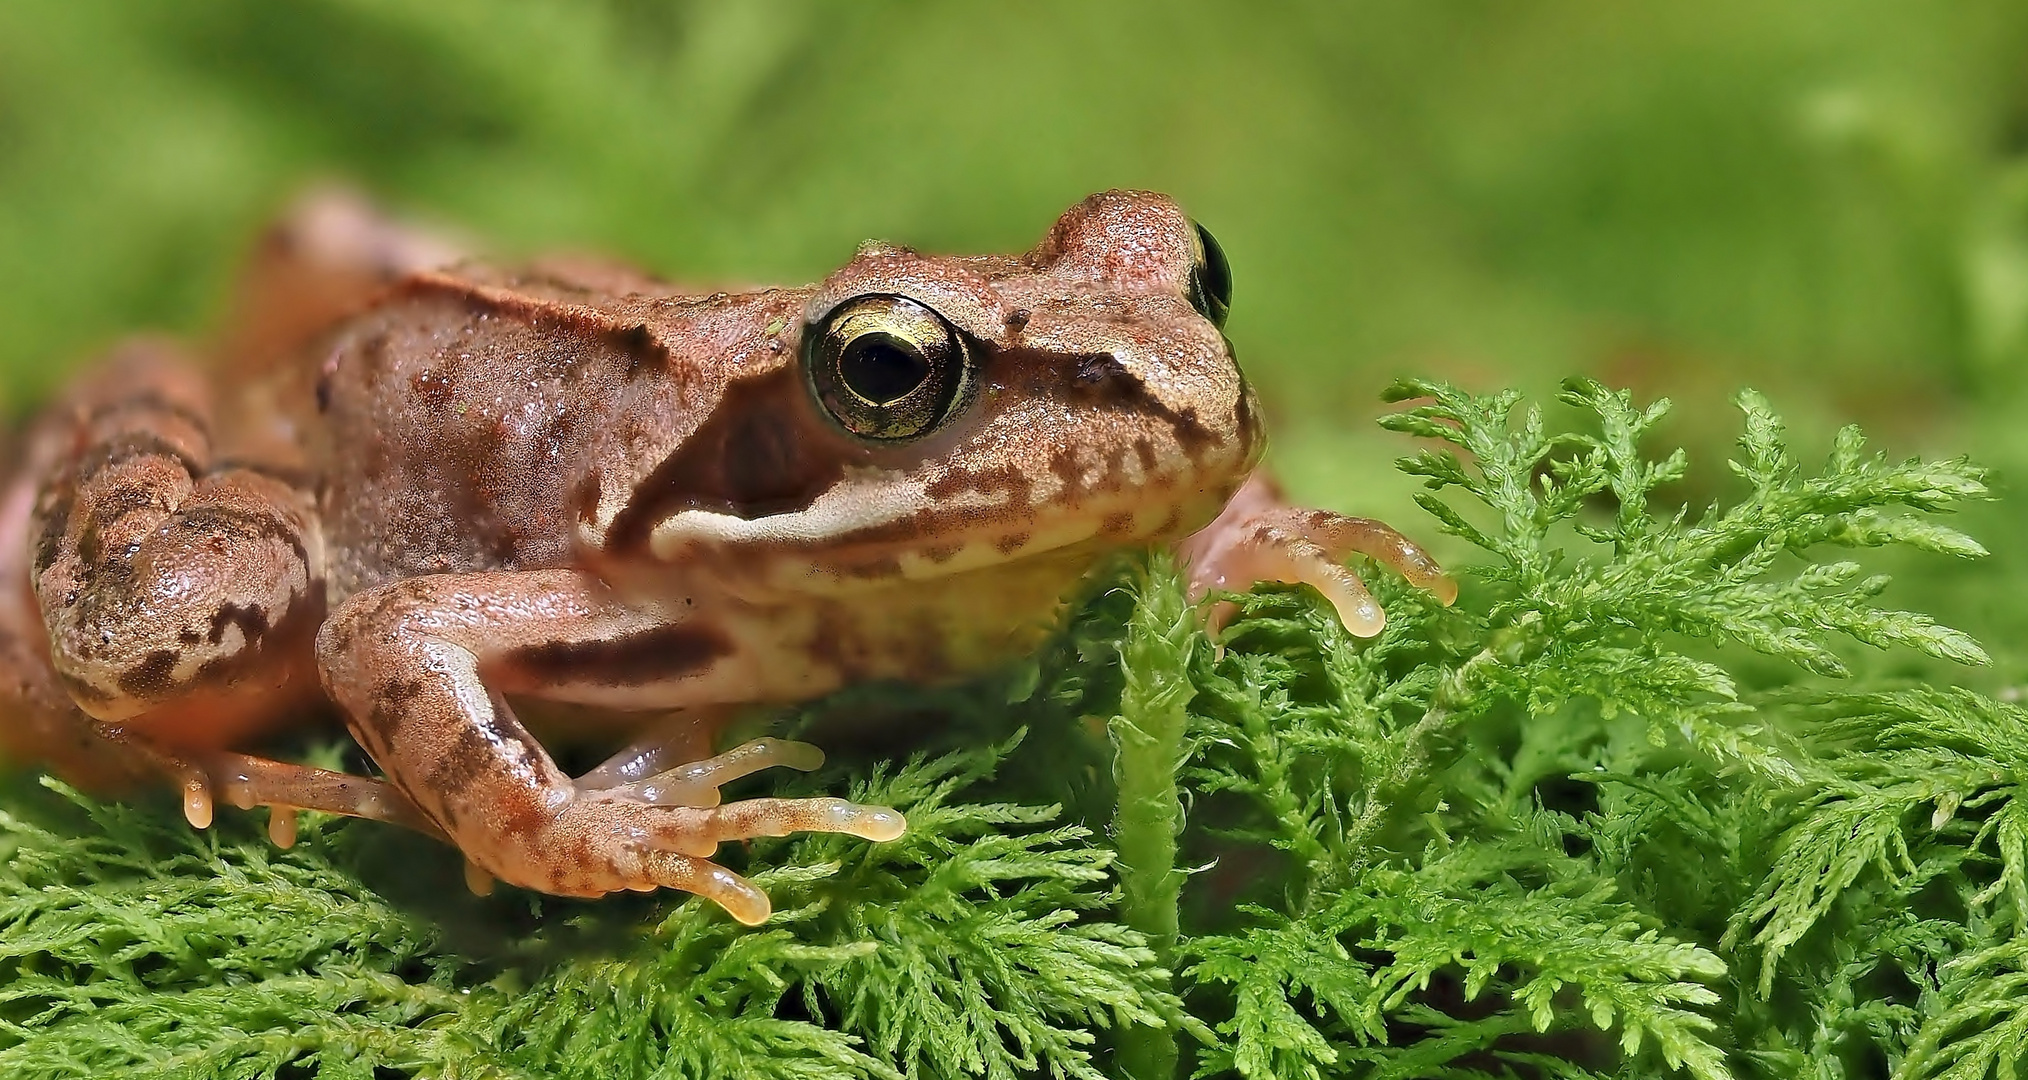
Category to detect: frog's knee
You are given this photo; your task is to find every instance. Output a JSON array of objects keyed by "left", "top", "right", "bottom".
[{"left": 46, "top": 541, "right": 315, "bottom": 722}]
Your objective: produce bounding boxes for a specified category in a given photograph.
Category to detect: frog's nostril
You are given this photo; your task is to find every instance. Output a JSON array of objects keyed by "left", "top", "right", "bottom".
[{"left": 1067, "top": 352, "right": 1147, "bottom": 410}]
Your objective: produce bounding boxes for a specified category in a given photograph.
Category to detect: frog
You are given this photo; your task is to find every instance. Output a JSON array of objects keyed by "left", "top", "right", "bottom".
[{"left": 0, "top": 189, "right": 1454, "bottom": 925}]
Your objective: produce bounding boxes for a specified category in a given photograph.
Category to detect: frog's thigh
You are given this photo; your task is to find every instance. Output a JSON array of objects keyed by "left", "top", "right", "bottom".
[
  {"left": 32, "top": 346, "right": 320, "bottom": 722},
  {"left": 315, "top": 570, "right": 902, "bottom": 924}
]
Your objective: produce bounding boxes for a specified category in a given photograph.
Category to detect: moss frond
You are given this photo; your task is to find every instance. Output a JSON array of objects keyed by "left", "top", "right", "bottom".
[{"left": 0, "top": 379, "right": 2012, "bottom": 1078}]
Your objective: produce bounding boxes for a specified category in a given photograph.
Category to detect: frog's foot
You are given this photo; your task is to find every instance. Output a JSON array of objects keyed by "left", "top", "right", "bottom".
[
  {"left": 569, "top": 740, "right": 897, "bottom": 921},
  {"left": 153, "top": 748, "right": 442, "bottom": 846},
  {"left": 496, "top": 792, "right": 905, "bottom": 924},
  {"left": 586, "top": 737, "right": 829, "bottom": 807},
  {"left": 1178, "top": 472, "right": 1456, "bottom": 639}
]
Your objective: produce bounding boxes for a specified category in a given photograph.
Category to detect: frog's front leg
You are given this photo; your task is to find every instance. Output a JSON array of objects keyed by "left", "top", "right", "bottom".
[
  {"left": 1179, "top": 472, "right": 1458, "bottom": 637},
  {"left": 315, "top": 569, "right": 904, "bottom": 924}
]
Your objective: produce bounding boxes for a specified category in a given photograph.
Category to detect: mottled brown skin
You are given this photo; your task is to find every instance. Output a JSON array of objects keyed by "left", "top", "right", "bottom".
[{"left": 0, "top": 190, "right": 1451, "bottom": 924}]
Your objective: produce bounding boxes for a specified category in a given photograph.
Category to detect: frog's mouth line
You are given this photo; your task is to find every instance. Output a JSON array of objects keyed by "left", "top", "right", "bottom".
[{"left": 637, "top": 473, "right": 1225, "bottom": 592}]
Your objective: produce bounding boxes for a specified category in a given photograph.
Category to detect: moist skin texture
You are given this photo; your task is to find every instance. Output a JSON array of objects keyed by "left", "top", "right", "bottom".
[{"left": 0, "top": 189, "right": 1451, "bottom": 924}]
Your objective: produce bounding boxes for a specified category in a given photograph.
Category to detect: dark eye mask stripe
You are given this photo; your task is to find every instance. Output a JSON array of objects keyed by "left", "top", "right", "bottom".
[{"left": 602, "top": 366, "right": 846, "bottom": 554}]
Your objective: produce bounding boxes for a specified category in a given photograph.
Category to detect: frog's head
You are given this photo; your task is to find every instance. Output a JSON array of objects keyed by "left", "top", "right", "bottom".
[{"left": 598, "top": 191, "right": 1263, "bottom": 601}]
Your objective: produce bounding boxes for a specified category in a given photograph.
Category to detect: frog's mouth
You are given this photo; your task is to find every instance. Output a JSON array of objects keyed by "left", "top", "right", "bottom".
[{"left": 637, "top": 462, "right": 1238, "bottom": 597}]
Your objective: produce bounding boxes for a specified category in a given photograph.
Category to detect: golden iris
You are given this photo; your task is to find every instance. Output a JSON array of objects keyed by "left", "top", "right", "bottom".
[{"left": 804, "top": 295, "right": 974, "bottom": 441}]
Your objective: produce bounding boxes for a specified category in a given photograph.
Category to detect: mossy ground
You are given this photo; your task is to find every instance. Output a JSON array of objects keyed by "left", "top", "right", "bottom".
[{"left": 4, "top": 3, "right": 2028, "bottom": 1077}]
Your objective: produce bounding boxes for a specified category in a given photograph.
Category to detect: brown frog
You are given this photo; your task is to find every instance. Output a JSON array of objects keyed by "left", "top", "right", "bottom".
[{"left": 0, "top": 190, "right": 1452, "bottom": 924}]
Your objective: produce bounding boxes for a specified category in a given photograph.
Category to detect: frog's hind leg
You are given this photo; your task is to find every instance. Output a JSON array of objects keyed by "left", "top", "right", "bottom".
[
  {"left": 213, "top": 185, "right": 463, "bottom": 380},
  {"left": 19, "top": 341, "right": 403, "bottom": 844},
  {"left": 0, "top": 375, "right": 157, "bottom": 791},
  {"left": 31, "top": 340, "right": 327, "bottom": 725},
  {"left": 317, "top": 569, "right": 905, "bottom": 925},
  {"left": 6, "top": 437, "right": 414, "bottom": 838}
]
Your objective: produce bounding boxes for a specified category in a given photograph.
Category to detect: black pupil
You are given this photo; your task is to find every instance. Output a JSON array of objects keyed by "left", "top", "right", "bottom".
[{"left": 839, "top": 333, "right": 931, "bottom": 405}]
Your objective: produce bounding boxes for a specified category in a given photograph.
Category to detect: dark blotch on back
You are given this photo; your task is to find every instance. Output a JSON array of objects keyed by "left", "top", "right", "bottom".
[
  {"left": 208, "top": 602, "right": 270, "bottom": 647},
  {"left": 604, "top": 322, "right": 661, "bottom": 378},
  {"left": 117, "top": 649, "right": 181, "bottom": 697},
  {"left": 411, "top": 366, "right": 458, "bottom": 409}
]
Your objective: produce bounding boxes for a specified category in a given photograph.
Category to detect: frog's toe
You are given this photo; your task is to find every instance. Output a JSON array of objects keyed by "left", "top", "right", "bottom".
[
  {"left": 638, "top": 852, "right": 772, "bottom": 926},
  {"left": 463, "top": 858, "right": 496, "bottom": 897},
  {"left": 594, "top": 737, "right": 830, "bottom": 807},
  {"left": 1243, "top": 529, "right": 1387, "bottom": 635},
  {"left": 626, "top": 796, "right": 906, "bottom": 858},
  {"left": 178, "top": 768, "right": 217, "bottom": 830},
  {"left": 267, "top": 805, "right": 299, "bottom": 848},
  {"left": 673, "top": 796, "right": 908, "bottom": 847},
  {"left": 1185, "top": 507, "right": 1455, "bottom": 638},
  {"left": 575, "top": 825, "right": 772, "bottom": 922}
]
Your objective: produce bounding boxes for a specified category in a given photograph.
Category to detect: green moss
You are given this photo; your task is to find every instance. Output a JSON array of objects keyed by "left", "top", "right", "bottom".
[
  {"left": 0, "top": 379, "right": 2012, "bottom": 1078},
  {"left": 6, "top": 2, "right": 2028, "bottom": 1075}
]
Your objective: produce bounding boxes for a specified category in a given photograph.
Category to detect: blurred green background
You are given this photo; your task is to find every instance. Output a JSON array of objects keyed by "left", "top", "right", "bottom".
[{"left": 4, "top": 0, "right": 2027, "bottom": 670}]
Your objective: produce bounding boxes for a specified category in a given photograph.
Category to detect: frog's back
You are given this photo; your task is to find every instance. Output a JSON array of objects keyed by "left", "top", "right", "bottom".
[{"left": 290, "top": 265, "right": 800, "bottom": 604}]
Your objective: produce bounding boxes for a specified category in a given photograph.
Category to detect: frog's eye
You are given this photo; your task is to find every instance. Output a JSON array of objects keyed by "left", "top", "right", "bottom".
[
  {"left": 804, "top": 295, "right": 975, "bottom": 442},
  {"left": 1186, "top": 221, "right": 1232, "bottom": 328}
]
